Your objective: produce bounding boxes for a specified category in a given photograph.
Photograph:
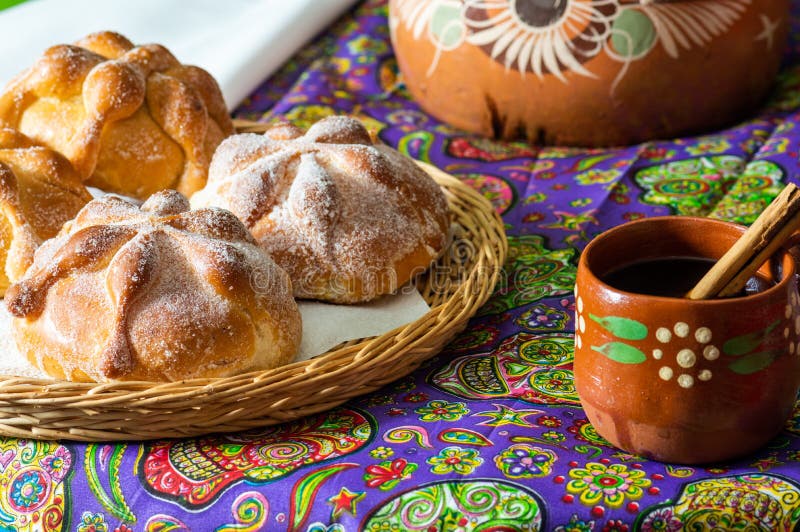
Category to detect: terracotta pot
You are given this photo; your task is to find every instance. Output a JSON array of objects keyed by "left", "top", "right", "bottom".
[
  {"left": 389, "top": 0, "right": 790, "bottom": 146},
  {"left": 574, "top": 217, "right": 800, "bottom": 464}
]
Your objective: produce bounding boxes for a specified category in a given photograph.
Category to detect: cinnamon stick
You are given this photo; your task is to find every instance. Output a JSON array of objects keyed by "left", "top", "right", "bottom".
[{"left": 687, "top": 183, "right": 800, "bottom": 300}]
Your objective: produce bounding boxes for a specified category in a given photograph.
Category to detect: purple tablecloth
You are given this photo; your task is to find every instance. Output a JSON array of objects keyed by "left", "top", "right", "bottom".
[{"left": 4, "top": 1, "right": 800, "bottom": 530}]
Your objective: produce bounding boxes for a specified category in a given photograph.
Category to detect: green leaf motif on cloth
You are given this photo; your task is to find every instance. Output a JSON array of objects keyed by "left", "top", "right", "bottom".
[
  {"left": 591, "top": 342, "right": 647, "bottom": 364},
  {"left": 290, "top": 463, "right": 358, "bottom": 532},
  {"left": 612, "top": 9, "right": 656, "bottom": 57},
  {"left": 85, "top": 443, "right": 135, "bottom": 523},
  {"left": 590, "top": 314, "right": 648, "bottom": 340}
]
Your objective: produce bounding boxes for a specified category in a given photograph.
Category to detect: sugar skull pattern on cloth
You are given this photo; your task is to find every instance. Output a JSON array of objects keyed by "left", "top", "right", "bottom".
[
  {"left": 0, "top": 0, "right": 800, "bottom": 530},
  {"left": 0, "top": 439, "right": 72, "bottom": 531}
]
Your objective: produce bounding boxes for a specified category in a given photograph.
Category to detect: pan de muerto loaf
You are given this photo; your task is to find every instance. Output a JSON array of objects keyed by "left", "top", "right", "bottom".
[
  {"left": 191, "top": 116, "right": 450, "bottom": 303},
  {"left": 5, "top": 190, "right": 301, "bottom": 382},
  {"left": 0, "top": 128, "right": 91, "bottom": 295},
  {"left": 0, "top": 31, "right": 233, "bottom": 199}
]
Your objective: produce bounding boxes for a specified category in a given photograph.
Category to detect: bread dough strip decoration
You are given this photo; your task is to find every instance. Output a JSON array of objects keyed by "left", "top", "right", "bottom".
[{"left": 0, "top": 31, "right": 233, "bottom": 199}]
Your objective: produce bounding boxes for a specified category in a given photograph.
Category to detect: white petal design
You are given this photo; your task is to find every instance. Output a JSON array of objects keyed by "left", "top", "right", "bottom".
[
  {"left": 468, "top": 18, "right": 515, "bottom": 45},
  {"left": 648, "top": 9, "right": 678, "bottom": 57},
  {"left": 394, "top": 0, "right": 435, "bottom": 40},
  {"left": 643, "top": 0, "right": 752, "bottom": 59},
  {"left": 531, "top": 37, "right": 545, "bottom": 78},
  {"left": 554, "top": 27, "right": 597, "bottom": 78},
  {"left": 462, "top": 0, "right": 618, "bottom": 80},
  {"left": 667, "top": 7, "right": 710, "bottom": 46},
  {"left": 492, "top": 26, "right": 521, "bottom": 59},
  {"left": 504, "top": 28, "right": 527, "bottom": 70},
  {"left": 691, "top": 4, "right": 727, "bottom": 35},
  {"left": 411, "top": 2, "right": 432, "bottom": 39},
  {"left": 660, "top": 9, "right": 691, "bottom": 51},
  {"left": 542, "top": 32, "right": 566, "bottom": 82},
  {"left": 517, "top": 34, "right": 537, "bottom": 75}
]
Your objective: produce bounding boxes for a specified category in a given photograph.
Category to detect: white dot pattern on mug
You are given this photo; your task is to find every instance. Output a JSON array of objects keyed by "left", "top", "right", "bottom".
[
  {"left": 656, "top": 328, "right": 671, "bottom": 343},
  {"left": 652, "top": 322, "right": 719, "bottom": 388},
  {"left": 703, "top": 345, "right": 720, "bottom": 361},
  {"left": 694, "top": 327, "right": 712, "bottom": 344},
  {"left": 676, "top": 349, "right": 696, "bottom": 368},
  {"left": 674, "top": 322, "right": 690, "bottom": 338},
  {"left": 580, "top": 279, "right": 799, "bottom": 390}
]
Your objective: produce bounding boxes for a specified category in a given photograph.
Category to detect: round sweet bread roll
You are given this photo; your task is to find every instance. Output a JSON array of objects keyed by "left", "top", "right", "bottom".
[
  {"left": 191, "top": 116, "right": 450, "bottom": 303},
  {"left": 0, "top": 128, "right": 91, "bottom": 295},
  {"left": 5, "top": 190, "right": 301, "bottom": 382},
  {"left": 0, "top": 31, "right": 233, "bottom": 199}
]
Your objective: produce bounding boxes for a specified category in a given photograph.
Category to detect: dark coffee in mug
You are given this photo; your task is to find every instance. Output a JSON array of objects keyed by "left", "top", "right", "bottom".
[{"left": 601, "top": 256, "right": 774, "bottom": 298}]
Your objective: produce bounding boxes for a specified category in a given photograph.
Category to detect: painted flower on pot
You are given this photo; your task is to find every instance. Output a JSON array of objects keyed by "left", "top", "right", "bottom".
[
  {"left": 427, "top": 446, "right": 484, "bottom": 475},
  {"left": 462, "top": 0, "right": 617, "bottom": 82},
  {"left": 566, "top": 462, "right": 651, "bottom": 508},
  {"left": 391, "top": 0, "right": 754, "bottom": 86}
]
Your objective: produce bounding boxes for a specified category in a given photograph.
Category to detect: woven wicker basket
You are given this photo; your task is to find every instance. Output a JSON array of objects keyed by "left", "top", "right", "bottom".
[{"left": 0, "top": 158, "right": 507, "bottom": 441}]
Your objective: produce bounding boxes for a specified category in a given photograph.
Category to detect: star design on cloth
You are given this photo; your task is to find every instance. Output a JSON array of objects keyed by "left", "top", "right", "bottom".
[
  {"left": 542, "top": 209, "right": 599, "bottom": 232},
  {"left": 473, "top": 403, "right": 543, "bottom": 427},
  {"left": 751, "top": 455, "right": 782, "bottom": 473},
  {"left": 327, "top": 487, "right": 366, "bottom": 519},
  {"left": 755, "top": 14, "right": 781, "bottom": 50}
]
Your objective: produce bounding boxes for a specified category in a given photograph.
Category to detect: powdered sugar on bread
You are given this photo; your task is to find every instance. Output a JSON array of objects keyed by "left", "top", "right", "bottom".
[
  {"left": 191, "top": 116, "right": 449, "bottom": 303},
  {"left": 5, "top": 190, "right": 301, "bottom": 382}
]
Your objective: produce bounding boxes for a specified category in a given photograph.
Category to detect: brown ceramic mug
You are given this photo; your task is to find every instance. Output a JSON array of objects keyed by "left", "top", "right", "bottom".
[{"left": 574, "top": 216, "right": 800, "bottom": 464}]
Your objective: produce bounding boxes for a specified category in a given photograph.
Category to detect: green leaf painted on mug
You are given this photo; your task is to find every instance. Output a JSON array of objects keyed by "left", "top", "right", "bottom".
[
  {"left": 589, "top": 314, "right": 648, "bottom": 340},
  {"left": 723, "top": 319, "right": 781, "bottom": 356},
  {"left": 591, "top": 342, "right": 647, "bottom": 364},
  {"left": 727, "top": 350, "right": 781, "bottom": 375}
]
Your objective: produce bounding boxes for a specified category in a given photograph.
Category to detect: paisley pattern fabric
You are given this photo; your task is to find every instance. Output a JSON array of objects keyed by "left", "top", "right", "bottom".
[{"left": 3, "top": 0, "right": 800, "bottom": 529}]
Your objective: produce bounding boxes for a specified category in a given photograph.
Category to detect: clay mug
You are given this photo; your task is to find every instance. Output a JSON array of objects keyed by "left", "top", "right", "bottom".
[{"left": 574, "top": 216, "right": 800, "bottom": 464}]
